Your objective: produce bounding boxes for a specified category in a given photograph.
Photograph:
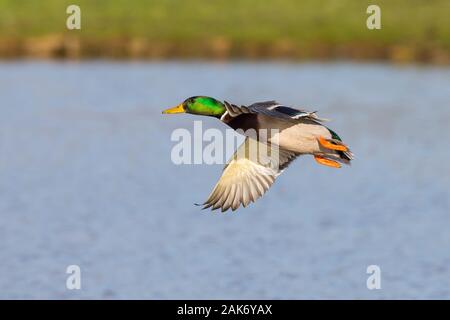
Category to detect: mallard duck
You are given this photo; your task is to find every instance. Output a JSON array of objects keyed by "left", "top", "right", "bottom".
[{"left": 163, "top": 96, "right": 353, "bottom": 212}]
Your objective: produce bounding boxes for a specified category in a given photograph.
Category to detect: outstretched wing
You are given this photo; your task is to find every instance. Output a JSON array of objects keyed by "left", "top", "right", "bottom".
[
  {"left": 223, "top": 100, "right": 327, "bottom": 124},
  {"left": 202, "top": 138, "right": 299, "bottom": 212}
]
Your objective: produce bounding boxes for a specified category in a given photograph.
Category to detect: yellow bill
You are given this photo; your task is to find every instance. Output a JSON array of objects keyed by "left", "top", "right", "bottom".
[{"left": 162, "top": 103, "right": 185, "bottom": 114}]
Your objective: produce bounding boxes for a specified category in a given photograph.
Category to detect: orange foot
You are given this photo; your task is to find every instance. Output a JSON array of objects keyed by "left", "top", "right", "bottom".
[
  {"left": 314, "top": 155, "right": 341, "bottom": 168},
  {"left": 318, "top": 136, "right": 348, "bottom": 152}
]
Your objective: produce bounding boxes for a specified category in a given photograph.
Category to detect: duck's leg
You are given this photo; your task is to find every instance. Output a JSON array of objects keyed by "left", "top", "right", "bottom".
[
  {"left": 318, "top": 136, "right": 348, "bottom": 152},
  {"left": 314, "top": 155, "right": 341, "bottom": 168}
]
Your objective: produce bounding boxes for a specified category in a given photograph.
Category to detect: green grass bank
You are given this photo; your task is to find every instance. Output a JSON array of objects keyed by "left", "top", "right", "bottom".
[{"left": 0, "top": 0, "right": 449, "bottom": 63}]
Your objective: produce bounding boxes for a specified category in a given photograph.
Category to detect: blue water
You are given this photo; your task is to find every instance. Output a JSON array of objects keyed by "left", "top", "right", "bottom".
[{"left": 0, "top": 61, "right": 449, "bottom": 299}]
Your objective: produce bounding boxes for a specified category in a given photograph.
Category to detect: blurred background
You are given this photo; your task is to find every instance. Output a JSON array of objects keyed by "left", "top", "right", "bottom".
[{"left": 0, "top": 1, "right": 449, "bottom": 299}]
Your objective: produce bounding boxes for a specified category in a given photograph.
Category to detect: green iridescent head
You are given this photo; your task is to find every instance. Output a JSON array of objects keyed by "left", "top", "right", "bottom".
[{"left": 162, "top": 96, "right": 226, "bottom": 117}]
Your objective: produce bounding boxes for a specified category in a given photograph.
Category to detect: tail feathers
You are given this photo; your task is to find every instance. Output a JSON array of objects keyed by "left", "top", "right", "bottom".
[
  {"left": 327, "top": 138, "right": 354, "bottom": 165},
  {"left": 338, "top": 149, "right": 353, "bottom": 164}
]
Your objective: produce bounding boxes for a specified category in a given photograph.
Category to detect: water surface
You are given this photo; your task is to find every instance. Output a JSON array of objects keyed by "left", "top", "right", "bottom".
[{"left": 0, "top": 61, "right": 449, "bottom": 299}]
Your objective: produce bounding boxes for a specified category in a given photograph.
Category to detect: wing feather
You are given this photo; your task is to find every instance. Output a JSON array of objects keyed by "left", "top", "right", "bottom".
[
  {"left": 222, "top": 100, "right": 327, "bottom": 124},
  {"left": 202, "top": 137, "right": 299, "bottom": 212}
]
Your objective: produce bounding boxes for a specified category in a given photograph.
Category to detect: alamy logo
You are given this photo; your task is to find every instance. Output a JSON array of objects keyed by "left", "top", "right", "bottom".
[
  {"left": 66, "top": 5, "right": 81, "bottom": 30},
  {"left": 366, "top": 265, "right": 381, "bottom": 290},
  {"left": 366, "top": 5, "right": 381, "bottom": 30},
  {"left": 170, "top": 120, "right": 280, "bottom": 167},
  {"left": 66, "top": 265, "right": 81, "bottom": 290}
]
